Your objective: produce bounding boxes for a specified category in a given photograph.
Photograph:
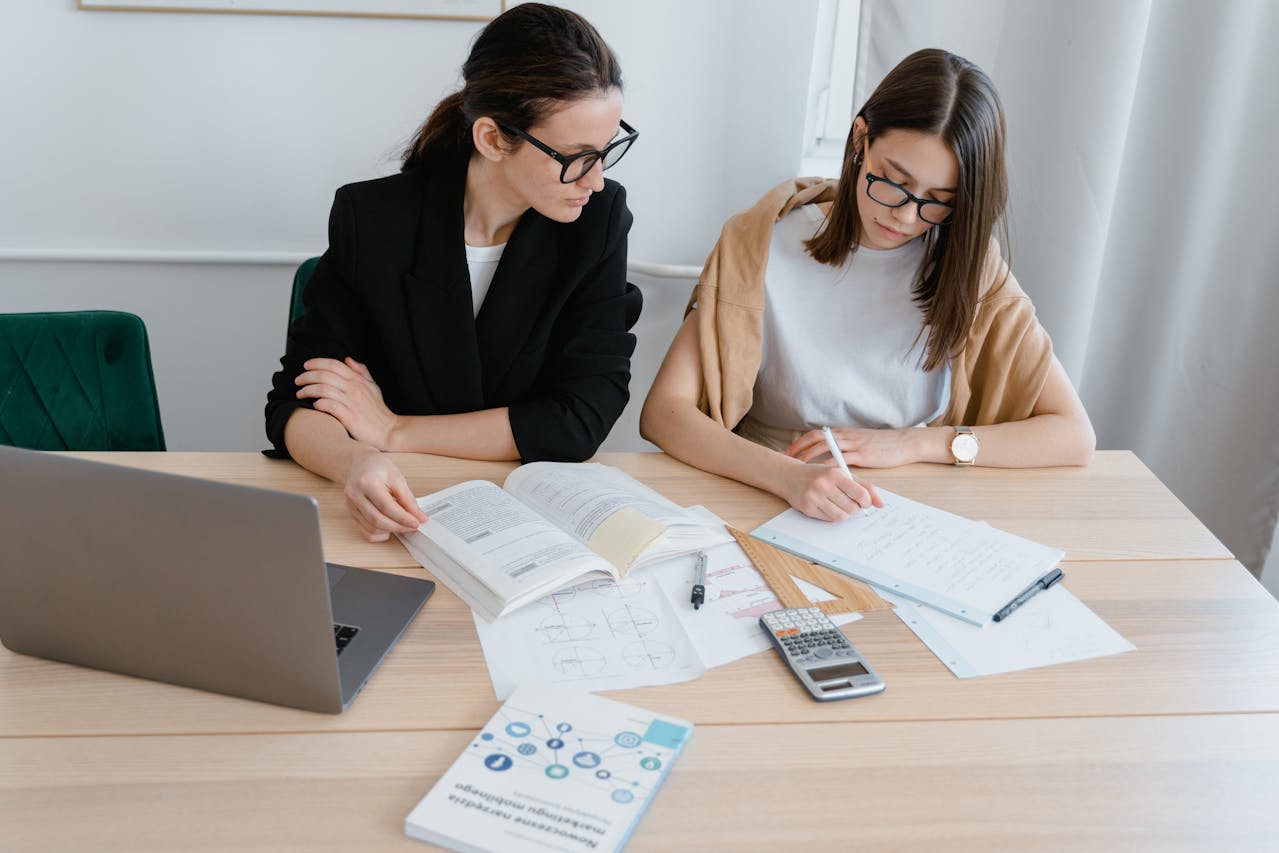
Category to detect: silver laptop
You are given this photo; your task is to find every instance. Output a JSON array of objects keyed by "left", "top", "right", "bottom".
[{"left": 0, "top": 446, "right": 433, "bottom": 713}]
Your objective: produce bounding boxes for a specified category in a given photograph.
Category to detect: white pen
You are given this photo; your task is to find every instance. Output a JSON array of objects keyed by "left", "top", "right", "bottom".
[
  {"left": 822, "top": 425, "right": 874, "bottom": 511},
  {"left": 821, "top": 425, "right": 854, "bottom": 482}
]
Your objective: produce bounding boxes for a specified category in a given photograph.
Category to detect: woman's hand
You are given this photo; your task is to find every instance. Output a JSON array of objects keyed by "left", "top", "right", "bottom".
[
  {"left": 296, "top": 357, "right": 399, "bottom": 450},
  {"left": 779, "top": 460, "right": 882, "bottom": 521},
  {"left": 786, "top": 427, "right": 919, "bottom": 469},
  {"left": 343, "top": 450, "right": 428, "bottom": 543}
]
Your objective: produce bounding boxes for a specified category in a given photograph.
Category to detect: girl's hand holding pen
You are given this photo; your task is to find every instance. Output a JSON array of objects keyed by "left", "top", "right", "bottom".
[{"left": 779, "top": 455, "right": 881, "bottom": 522}]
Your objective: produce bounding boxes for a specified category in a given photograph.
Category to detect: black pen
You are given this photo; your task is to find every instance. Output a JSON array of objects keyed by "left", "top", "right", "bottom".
[
  {"left": 992, "top": 567, "right": 1064, "bottom": 622},
  {"left": 690, "top": 550, "right": 707, "bottom": 610}
]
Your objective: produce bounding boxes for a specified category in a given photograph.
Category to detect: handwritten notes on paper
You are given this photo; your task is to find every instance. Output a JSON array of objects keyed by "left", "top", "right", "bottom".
[{"left": 753, "top": 489, "right": 1064, "bottom": 625}]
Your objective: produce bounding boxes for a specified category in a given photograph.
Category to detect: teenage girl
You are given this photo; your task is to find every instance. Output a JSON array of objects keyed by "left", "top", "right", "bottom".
[{"left": 640, "top": 48, "right": 1094, "bottom": 521}]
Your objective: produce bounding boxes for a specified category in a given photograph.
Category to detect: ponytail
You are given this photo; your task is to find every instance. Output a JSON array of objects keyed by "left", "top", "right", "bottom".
[
  {"left": 402, "top": 91, "right": 468, "bottom": 172},
  {"left": 400, "top": 3, "right": 622, "bottom": 173}
]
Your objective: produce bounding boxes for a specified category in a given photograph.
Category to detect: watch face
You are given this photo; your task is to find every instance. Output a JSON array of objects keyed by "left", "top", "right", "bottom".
[{"left": 952, "top": 433, "right": 979, "bottom": 463}]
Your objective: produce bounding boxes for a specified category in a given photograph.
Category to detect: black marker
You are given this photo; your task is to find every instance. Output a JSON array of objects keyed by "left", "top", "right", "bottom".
[
  {"left": 992, "top": 567, "right": 1064, "bottom": 622},
  {"left": 690, "top": 550, "right": 707, "bottom": 610}
]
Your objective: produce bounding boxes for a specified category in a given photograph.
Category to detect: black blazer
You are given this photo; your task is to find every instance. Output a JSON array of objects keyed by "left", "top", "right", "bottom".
[{"left": 265, "top": 159, "right": 641, "bottom": 462}]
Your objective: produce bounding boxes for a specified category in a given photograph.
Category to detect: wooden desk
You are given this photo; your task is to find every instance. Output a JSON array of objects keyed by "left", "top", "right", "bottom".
[{"left": 2, "top": 452, "right": 1276, "bottom": 851}]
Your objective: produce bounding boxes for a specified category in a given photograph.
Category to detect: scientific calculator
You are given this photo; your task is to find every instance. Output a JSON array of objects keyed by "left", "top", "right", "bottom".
[{"left": 760, "top": 607, "right": 886, "bottom": 701}]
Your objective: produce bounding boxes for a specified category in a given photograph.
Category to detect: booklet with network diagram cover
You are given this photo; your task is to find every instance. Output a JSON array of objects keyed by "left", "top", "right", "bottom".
[
  {"left": 397, "top": 462, "right": 731, "bottom": 622},
  {"left": 404, "top": 682, "right": 692, "bottom": 853}
]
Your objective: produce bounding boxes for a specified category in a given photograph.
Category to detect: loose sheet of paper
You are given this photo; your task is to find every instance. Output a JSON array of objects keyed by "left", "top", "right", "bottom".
[
  {"left": 474, "top": 570, "right": 705, "bottom": 699},
  {"left": 885, "top": 585, "right": 1135, "bottom": 678},
  {"left": 474, "top": 538, "right": 860, "bottom": 698},
  {"left": 645, "top": 541, "right": 860, "bottom": 669}
]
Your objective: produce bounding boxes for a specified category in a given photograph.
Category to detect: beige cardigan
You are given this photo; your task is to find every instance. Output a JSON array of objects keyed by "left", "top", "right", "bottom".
[{"left": 687, "top": 177, "right": 1053, "bottom": 436}]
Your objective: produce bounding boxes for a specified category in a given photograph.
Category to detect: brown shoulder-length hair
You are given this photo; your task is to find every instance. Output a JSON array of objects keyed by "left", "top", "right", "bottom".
[
  {"left": 806, "top": 48, "right": 1009, "bottom": 372},
  {"left": 402, "top": 3, "right": 622, "bottom": 172}
]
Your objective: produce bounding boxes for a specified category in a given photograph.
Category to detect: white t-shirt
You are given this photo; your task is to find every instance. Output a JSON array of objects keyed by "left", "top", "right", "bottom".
[
  {"left": 464, "top": 241, "right": 507, "bottom": 317},
  {"left": 748, "top": 205, "right": 950, "bottom": 432}
]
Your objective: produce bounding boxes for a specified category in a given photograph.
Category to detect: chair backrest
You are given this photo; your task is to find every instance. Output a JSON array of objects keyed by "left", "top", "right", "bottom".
[
  {"left": 289, "top": 256, "right": 322, "bottom": 329},
  {"left": 0, "top": 310, "right": 166, "bottom": 451}
]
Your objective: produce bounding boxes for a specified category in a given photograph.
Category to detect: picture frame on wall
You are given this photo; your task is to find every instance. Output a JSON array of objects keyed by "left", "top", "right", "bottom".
[{"left": 78, "top": 0, "right": 505, "bottom": 22}]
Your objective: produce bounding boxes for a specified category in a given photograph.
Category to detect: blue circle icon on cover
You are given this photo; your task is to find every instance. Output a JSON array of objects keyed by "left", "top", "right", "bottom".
[
  {"left": 595, "top": 769, "right": 611, "bottom": 780},
  {"left": 480, "top": 732, "right": 494, "bottom": 741},
  {"left": 505, "top": 722, "right": 532, "bottom": 738},
  {"left": 484, "top": 754, "right": 513, "bottom": 772},
  {"left": 517, "top": 743, "right": 537, "bottom": 756},
  {"left": 557, "top": 722, "right": 572, "bottom": 733},
  {"left": 547, "top": 738, "right": 565, "bottom": 750},
  {"left": 572, "top": 751, "right": 601, "bottom": 768},
  {"left": 614, "top": 731, "right": 642, "bottom": 748},
  {"left": 640, "top": 756, "right": 661, "bottom": 771},
  {"left": 545, "top": 764, "right": 569, "bottom": 779},
  {"left": 611, "top": 789, "right": 634, "bottom": 804}
]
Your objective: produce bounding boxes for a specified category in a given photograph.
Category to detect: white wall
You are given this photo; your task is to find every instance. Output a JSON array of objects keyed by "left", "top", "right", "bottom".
[
  {"left": 849, "top": 0, "right": 1154, "bottom": 384},
  {"left": 0, "top": 0, "right": 819, "bottom": 450}
]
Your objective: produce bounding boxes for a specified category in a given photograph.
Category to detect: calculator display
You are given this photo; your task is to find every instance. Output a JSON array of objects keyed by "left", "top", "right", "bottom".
[{"left": 807, "top": 661, "right": 870, "bottom": 682}]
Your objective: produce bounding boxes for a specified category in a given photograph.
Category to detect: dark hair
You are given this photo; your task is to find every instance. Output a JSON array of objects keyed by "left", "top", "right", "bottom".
[
  {"left": 806, "top": 48, "right": 1009, "bottom": 372},
  {"left": 402, "top": 3, "right": 622, "bottom": 172}
]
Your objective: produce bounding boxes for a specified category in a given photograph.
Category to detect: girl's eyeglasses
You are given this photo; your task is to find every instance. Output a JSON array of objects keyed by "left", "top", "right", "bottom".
[{"left": 864, "top": 172, "right": 954, "bottom": 225}]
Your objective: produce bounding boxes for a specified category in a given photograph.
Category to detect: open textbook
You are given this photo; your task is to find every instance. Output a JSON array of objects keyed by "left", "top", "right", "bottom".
[{"left": 398, "top": 463, "right": 731, "bottom": 621}]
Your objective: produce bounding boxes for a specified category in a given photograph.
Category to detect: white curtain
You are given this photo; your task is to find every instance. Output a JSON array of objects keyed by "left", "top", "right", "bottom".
[{"left": 857, "top": 0, "right": 1279, "bottom": 575}]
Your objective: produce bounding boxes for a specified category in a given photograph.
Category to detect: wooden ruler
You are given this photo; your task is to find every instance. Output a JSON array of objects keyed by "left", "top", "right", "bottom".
[{"left": 727, "top": 525, "right": 892, "bottom": 616}]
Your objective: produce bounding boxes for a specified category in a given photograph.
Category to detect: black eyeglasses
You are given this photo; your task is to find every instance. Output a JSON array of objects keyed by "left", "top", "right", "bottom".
[
  {"left": 499, "top": 119, "right": 639, "bottom": 183},
  {"left": 864, "top": 172, "right": 954, "bottom": 225}
]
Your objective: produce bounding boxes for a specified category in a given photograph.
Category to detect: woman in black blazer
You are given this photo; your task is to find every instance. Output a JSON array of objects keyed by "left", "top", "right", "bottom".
[{"left": 266, "top": 4, "right": 641, "bottom": 542}]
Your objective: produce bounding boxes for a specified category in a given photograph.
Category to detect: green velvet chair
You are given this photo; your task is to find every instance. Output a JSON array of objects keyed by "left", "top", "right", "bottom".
[
  {"left": 0, "top": 310, "right": 166, "bottom": 451},
  {"left": 289, "top": 256, "right": 322, "bottom": 328}
]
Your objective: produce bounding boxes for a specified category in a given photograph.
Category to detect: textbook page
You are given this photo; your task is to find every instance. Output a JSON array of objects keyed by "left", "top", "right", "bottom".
[
  {"left": 754, "top": 489, "right": 1064, "bottom": 625},
  {"left": 504, "top": 463, "right": 726, "bottom": 573},
  {"left": 628, "top": 516, "right": 733, "bottom": 568},
  {"left": 408, "top": 480, "right": 611, "bottom": 609}
]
